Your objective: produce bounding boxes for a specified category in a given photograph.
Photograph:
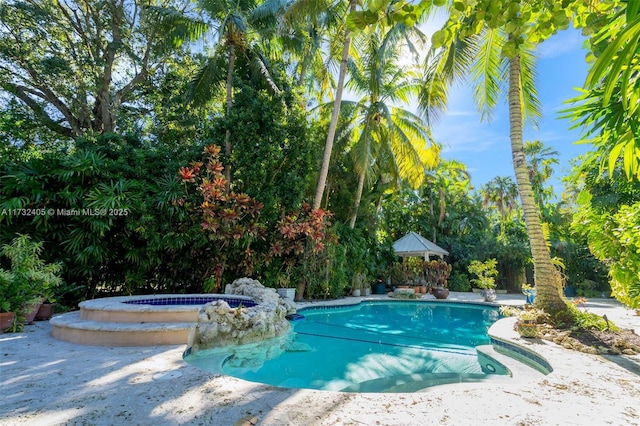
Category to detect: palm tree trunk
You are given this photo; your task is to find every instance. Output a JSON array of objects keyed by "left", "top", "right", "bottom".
[
  {"left": 298, "top": 57, "right": 307, "bottom": 86},
  {"left": 224, "top": 42, "right": 236, "bottom": 192},
  {"left": 349, "top": 169, "right": 366, "bottom": 228},
  {"left": 312, "top": 0, "right": 357, "bottom": 210},
  {"left": 508, "top": 55, "right": 566, "bottom": 313}
]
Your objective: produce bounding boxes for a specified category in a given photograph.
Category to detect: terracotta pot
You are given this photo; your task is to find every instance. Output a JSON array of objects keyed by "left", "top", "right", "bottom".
[
  {"left": 0, "top": 312, "right": 15, "bottom": 333},
  {"left": 35, "top": 303, "right": 55, "bottom": 321},
  {"left": 24, "top": 303, "right": 41, "bottom": 325}
]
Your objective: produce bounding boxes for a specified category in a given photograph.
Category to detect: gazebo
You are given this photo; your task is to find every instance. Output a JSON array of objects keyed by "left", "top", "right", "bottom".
[{"left": 392, "top": 231, "right": 448, "bottom": 260}]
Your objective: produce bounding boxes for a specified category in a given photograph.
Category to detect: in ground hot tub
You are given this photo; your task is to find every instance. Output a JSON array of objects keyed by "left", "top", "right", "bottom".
[{"left": 79, "top": 294, "right": 257, "bottom": 323}]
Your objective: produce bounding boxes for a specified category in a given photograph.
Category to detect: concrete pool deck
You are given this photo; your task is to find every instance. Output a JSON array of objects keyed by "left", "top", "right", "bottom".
[{"left": 1, "top": 292, "right": 639, "bottom": 425}]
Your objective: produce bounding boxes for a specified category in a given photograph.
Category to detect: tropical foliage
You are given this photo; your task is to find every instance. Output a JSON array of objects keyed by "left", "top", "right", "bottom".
[{"left": 0, "top": 0, "right": 638, "bottom": 315}]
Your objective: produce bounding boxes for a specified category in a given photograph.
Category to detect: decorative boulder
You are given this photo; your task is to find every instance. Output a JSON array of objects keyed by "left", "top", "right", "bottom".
[{"left": 188, "top": 277, "right": 296, "bottom": 352}]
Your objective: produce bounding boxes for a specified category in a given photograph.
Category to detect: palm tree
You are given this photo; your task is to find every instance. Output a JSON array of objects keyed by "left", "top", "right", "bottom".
[
  {"left": 151, "top": 1, "right": 285, "bottom": 188},
  {"left": 425, "top": 160, "right": 471, "bottom": 242},
  {"left": 340, "top": 25, "right": 439, "bottom": 228},
  {"left": 312, "top": 0, "right": 358, "bottom": 210},
  {"left": 422, "top": 21, "right": 567, "bottom": 312},
  {"left": 568, "top": 2, "right": 640, "bottom": 180},
  {"left": 279, "top": 0, "right": 343, "bottom": 99},
  {"left": 480, "top": 176, "right": 519, "bottom": 220},
  {"left": 195, "top": 0, "right": 287, "bottom": 187},
  {"left": 524, "top": 140, "right": 559, "bottom": 207},
  {"left": 507, "top": 51, "right": 565, "bottom": 312}
]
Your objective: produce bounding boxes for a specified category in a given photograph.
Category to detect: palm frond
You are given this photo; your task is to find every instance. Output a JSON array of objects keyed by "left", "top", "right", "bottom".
[
  {"left": 470, "top": 28, "right": 505, "bottom": 122},
  {"left": 518, "top": 43, "right": 542, "bottom": 128},
  {"left": 419, "top": 33, "right": 476, "bottom": 124},
  {"left": 144, "top": 6, "right": 209, "bottom": 48},
  {"left": 187, "top": 55, "right": 226, "bottom": 106}
]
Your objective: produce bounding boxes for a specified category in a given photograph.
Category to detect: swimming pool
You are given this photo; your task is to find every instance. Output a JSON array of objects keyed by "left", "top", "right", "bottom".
[{"left": 184, "top": 301, "right": 508, "bottom": 392}]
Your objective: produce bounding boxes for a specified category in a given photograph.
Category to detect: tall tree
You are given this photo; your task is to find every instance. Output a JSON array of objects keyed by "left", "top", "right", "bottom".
[
  {"left": 524, "top": 140, "right": 559, "bottom": 207},
  {"left": 422, "top": 1, "right": 581, "bottom": 313},
  {"left": 428, "top": 160, "right": 471, "bottom": 236},
  {"left": 341, "top": 24, "right": 439, "bottom": 228},
  {"left": 190, "top": 0, "right": 284, "bottom": 187},
  {"left": 312, "top": 0, "right": 358, "bottom": 210},
  {"left": 279, "top": 0, "right": 343, "bottom": 98},
  {"left": 481, "top": 176, "right": 519, "bottom": 220},
  {"left": 0, "top": 0, "right": 199, "bottom": 140}
]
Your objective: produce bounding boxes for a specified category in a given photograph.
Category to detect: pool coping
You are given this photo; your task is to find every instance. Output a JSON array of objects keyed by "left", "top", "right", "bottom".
[{"left": 5, "top": 292, "right": 640, "bottom": 425}]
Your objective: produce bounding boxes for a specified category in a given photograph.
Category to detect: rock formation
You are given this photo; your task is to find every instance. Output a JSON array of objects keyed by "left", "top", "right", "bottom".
[{"left": 188, "top": 277, "right": 297, "bottom": 351}]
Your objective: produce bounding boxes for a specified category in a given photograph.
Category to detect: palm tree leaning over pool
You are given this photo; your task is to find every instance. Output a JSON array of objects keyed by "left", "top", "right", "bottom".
[
  {"left": 505, "top": 51, "right": 567, "bottom": 312},
  {"left": 423, "top": 8, "right": 568, "bottom": 313},
  {"left": 342, "top": 24, "right": 440, "bottom": 228}
]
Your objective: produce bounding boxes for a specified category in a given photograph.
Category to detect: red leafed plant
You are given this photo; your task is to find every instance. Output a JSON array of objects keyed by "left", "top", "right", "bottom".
[
  {"left": 179, "top": 145, "right": 333, "bottom": 297},
  {"left": 178, "top": 144, "right": 265, "bottom": 290},
  {"left": 266, "top": 203, "right": 332, "bottom": 290}
]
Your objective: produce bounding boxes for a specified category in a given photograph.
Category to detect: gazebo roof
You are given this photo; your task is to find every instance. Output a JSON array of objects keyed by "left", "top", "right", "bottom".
[{"left": 392, "top": 232, "right": 449, "bottom": 259}]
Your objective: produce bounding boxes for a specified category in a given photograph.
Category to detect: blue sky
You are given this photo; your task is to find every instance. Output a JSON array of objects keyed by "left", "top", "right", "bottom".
[{"left": 430, "top": 28, "right": 591, "bottom": 196}]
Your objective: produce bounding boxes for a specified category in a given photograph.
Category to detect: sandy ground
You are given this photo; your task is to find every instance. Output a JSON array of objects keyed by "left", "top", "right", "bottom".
[{"left": 1, "top": 296, "right": 640, "bottom": 426}]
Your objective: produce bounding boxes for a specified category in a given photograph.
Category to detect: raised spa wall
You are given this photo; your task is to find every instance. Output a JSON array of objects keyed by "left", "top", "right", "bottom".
[{"left": 50, "top": 279, "right": 296, "bottom": 347}]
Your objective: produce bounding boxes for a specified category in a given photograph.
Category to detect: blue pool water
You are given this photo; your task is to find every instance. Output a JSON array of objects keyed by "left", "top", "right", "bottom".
[{"left": 184, "top": 301, "right": 506, "bottom": 392}]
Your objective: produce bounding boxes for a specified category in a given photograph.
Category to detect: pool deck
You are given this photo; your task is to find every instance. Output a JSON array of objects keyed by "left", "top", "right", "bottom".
[{"left": 1, "top": 292, "right": 639, "bottom": 425}]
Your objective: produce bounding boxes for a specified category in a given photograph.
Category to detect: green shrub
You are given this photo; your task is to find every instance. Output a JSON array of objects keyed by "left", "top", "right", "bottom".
[
  {"left": 468, "top": 258, "right": 498, "bottom": 289},
  {"left": 448, "top": 273, "right": 471, "bottom": 292},
  {"left": 0, "top": 134, "right": 211, "bottom": 305}
]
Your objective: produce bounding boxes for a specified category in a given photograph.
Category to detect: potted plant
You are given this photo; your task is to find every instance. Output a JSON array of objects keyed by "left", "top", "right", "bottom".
[
  {"left": 388, "top": 261, "right": 412, "bottom": 289},
  {"left": 276, "top": 274, "right": 296, "bottom": 300},
  {"left": 521, "top": 283, "right": 536, "bottom": 305},
  {"left": 373, "top": 277, "right": 386, "bottom": 295},
  {"left": 425, "top": 260, "right": 452, "bottom": 299},
  {"left": 35, "top": 302, "right": 56, "bottom": 321},
  {"left": 363, "top": 281, "right": 371, "bottom": 296},
  {"left": 0, "top": 234, "right": 63, "bottom": 331},
  {"left": 351, "top": 272, "right": 367, "bottom": 297},
  {"left": 515, "top": 308, "right": 541, "bottom": 338},
  {"left": 468, "top": 258, "right": 498, "bottom": 302},
  {"left": 499, "top": 305, "right": 540, "bottom": 338},
  {"left": 0, "top": 269, "right": 20, "bottom": 332}
]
